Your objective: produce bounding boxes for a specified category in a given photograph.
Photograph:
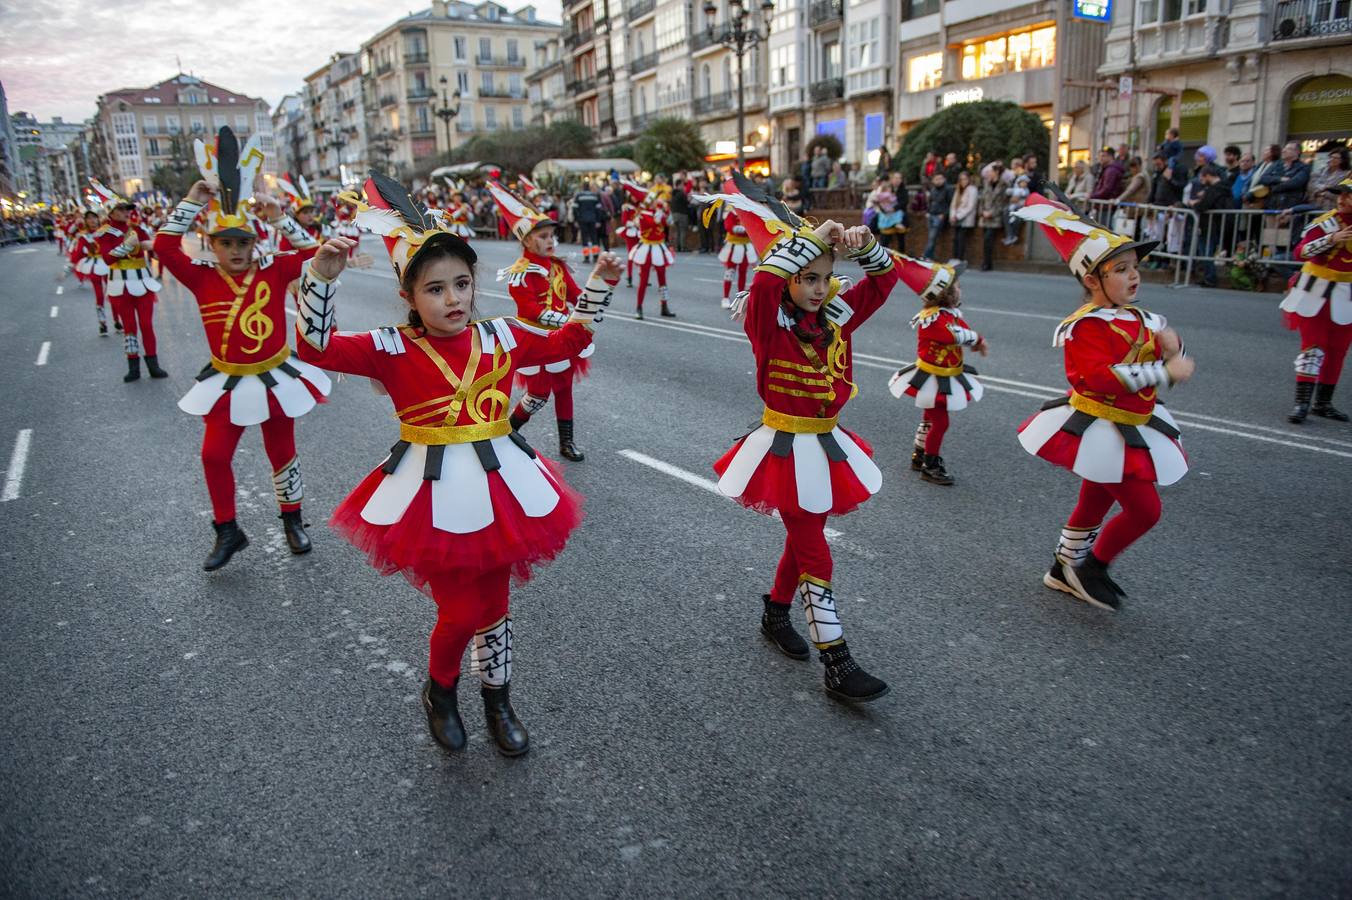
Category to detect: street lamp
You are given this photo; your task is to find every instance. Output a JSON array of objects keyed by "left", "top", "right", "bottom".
[
  {"left": 325, "top": 121, "right": 351, "bottom": 178},
  {"left": 703, "top": 0, "right": 775, "bottom": 169},
  {"left": 369, "top": 128, "right": 401, "bottom": 171},
  {"left": 434, "top": 76, "right": 463, "bottom": 159}
]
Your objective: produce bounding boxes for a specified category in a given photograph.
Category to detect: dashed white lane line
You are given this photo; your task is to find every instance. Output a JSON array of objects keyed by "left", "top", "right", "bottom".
[
  {"left": 11, "top": 248, "right": 37, "bottom": 255},
  {"left": 2, "top": 429, "right": 32, "bottom": 502},
  {"left": 55, "top": 285, "right": 63, "bottom": 295},
  {"left": 49, "top": 306, "right": 58, "bottom": 318},
  {"left": 35, "top": 342, "right": 50, "bottom": 366},
  {"left": 619, "top": 449, "right": 722, "bottom": 495}
]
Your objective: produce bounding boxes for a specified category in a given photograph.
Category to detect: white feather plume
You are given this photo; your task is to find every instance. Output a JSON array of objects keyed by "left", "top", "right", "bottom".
[{"left": 354, "top": 207, "right": 406, "bottom": 236}]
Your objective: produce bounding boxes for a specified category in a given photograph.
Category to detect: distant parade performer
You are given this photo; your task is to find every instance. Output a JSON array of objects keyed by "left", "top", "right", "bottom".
[
  {"left": 334, "top": 201, "right": 360, "bottom": 258},
  {"left": 296, "top": 170, "right": 617, "bottom": 757},
  {"left": 886, "top": 255, "right": 987, "bottom": 486},
  {"left": 276, "top": 173, "right": 323, "bottom": 250},
  {"left": 1278, "top": 175, "right": 1352, "bottom": 424},
  {"left": 155, "top": 127, "right": 330, "bottom": 571},
  {"left": 619, "top": 196, "right": 640, "bottom": 286},
  {"left": 444, "top": 180, "right": 475, "bottom": 239},
  {"left": 490, "top": 180, "right": 603, "bottom": 462},
  {"left": 703, "top": 172, "right": 900, "bottom": 704},
  {"left": 621, "top": 179, "right": 676, "bottom": 320},
  {"left": 67, "top": 207, "right": 121, "bottom": 336},
  {"left": 713, "top": 204, "right": 758, "bottom": 310},
  {"left": 1013, "top": 191, "right": 1195, "bottom": 612},
  {"left": 91, "top": 178, "right": 166, "bottom": 382}
]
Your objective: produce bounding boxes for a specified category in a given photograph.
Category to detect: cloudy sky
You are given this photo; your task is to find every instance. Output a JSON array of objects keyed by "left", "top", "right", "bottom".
[{"left": 0, "top": 0, "right": 563, "bottom": 122}]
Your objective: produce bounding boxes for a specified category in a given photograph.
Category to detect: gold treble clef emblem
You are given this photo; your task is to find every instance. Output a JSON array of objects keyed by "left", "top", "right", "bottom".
[{"left": 238, "top": 281, "right": 274, "bottom": 356}]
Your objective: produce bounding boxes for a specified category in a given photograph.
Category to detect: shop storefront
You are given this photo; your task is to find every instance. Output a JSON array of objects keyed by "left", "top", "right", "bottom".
[{"left": 1286, "top": 73, "right": 1352, "bottom": 152}]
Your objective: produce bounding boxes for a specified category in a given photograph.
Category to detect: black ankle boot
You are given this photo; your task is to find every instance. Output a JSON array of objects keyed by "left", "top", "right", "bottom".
[
  {"left": 279, "top": 510, "right": 312, "bottom": 554},
  {"left": 144, "top": 355, "right": 168, "bottom": 379},
  {"left": 423, "top": 676, "right": 466, "bottom": 751},
  {"left": 482, "top": 684, "right": 529, "bottom": 757},
  {"left": 99, "top": 322, "right": 108, "bottom": 336},
  {"left": 910, "top": 446, "right": 925, "bottom": 471},
  {"left": 114, "top": 320, "right": 124, "bottom": 333},
  {"left": 660, "top": 302, "right": 676, "bottom": 318},
  {"left": 635, "top": 306, "right": 644, "bottom": 320},
  {"left": 123, "top": 357, "right": 141, "bottom": 383},
  {"left": 203, "top": 519, "right": 248, "bottom": 571},
  {"left": 761, "top": 594, "right": 810, "bottom": 660},
  {"left": 557, "top": 419, "right": 584, "bottom": 461},
  {"left": 819, "top": 642, "right": 889, "bottom": 703},
  {"left": 1063, "top": 552, "right": 1122, "bottom": 611},
  {"left": 1311, "top": 383, "right": 1350, "bottom": 421},
  {"left": 509, "top": 410, "right": 529, "bottom": 431},
  {"left": 1290, "top": 381, "right": 1314, "bottom": 424},
  {"left": 921, "top": 454, "right": 954, "bottom": 485}
]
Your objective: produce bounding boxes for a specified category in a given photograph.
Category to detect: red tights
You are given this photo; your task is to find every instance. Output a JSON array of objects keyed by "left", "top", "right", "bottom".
[
  {"left": 425, "top": 568, "right": 511, "bottom": 688},
  {"left": 518, "top": 369, "right": 575, "bottom": 419},
  {"left": 201, "top": 401, "right": 299, "bottom": 522},
  {"left": 722, "top": 262, "right": 749, "bottom": 299},
  {"left": 635, "top": 261, "right": 668, "bottom": 310},
  {"left": 110, "top": 293, "right": 157, "bottom": 357},
  {"left": 624, "top": 238, "right": 638, "bottom": 280},
  {"left": 922, "top": 406, "right": 949, "bottom": 455},
  {"left": 1295, "top": 306, "right": 1352, "bottom": 385},
  {"left": 770, "top": 510, "right": 833, "bottom": 604},
  {"left": 1067, "top": 478, "right": 1162, "bottom": 564}
]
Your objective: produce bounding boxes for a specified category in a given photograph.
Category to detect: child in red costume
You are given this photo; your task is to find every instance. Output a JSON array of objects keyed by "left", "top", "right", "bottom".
[
  {"left": 1013, "top": 192, "right": 1196, "bottom": 611},
  {"left": 621, "top": 179, "right": 676, "bottom": 319},
  {"left": 886, "top": 255, "right": 987, "bottom": 485},
  {"left": 156, "top": 127, "right": 330, "bottom": 572},
  {"left": 619, "top": 199, "right": 640, "bottom": 286},
  {"left": 91, "top": 178, "right": 166, "bottom": 383},
  {"left": 296, "top": 171, "right": 617, "bottom": 757},
  {"left": 1278, "top": 175, "right": 1352, "bottom": 423},
  {"left": 490, "top": 180, "right": 613, "bottom": 462},
  {"left": 716, "top": 207, "right": 758, "bottom": 309},
  {"left": 703, "top": 172, "right": 900, "bottom": 704},
  {"left": 67, "top": 209, "right": 121, "bottom": 336}
]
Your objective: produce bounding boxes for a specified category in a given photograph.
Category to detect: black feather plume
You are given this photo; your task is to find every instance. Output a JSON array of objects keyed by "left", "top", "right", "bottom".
[
  {"left": 730, "top": 169, "right": 803, "bottom": 230},
  {"left": 1042, "top": 181, "right": 1105, "bottom": 227},
  {"left": 216, "top": 127, "right": 241, "bottom": 215},
  {"left": 368, "top": 169, "right": 435, "bottom": 232}
]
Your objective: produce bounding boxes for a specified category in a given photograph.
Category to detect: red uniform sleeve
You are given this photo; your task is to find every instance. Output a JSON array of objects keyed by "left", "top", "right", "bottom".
[
  {"left": 273, "top": 249, "right": 317, "bottom": 284},
  {"left": 95, "top": 232, "right": 121, "bottom": 265},
  {"left": 509, "top": 271, "right": 551, "bottom": 321},
  {"left": 1064, "top": 318, "right": 1132, "bottom": 395},
  {"left": 743, "top": 268, "right": 787, "bottom": 353},
  {"left": 296, "top": 329, "right": 383, "bottom": 378},
  {"left": 152, "top": 229, "right": 204, "bottom": 289},
  {"left": 837, "top": 263, "right": 900, "bottom": 336},
  {"left": 511, "top": 321, "right": 594, "bottom": 368},
  {"left": 67, "top": 236, "right": 84, "bottom": 265},
  {"left": 1294, "top": 219, "right": 1333, "bottom": 261}
]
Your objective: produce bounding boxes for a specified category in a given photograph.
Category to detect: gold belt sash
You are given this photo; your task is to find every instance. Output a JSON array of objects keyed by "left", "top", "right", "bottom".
[
  {"left": 211, "top": 345, "right": 290, "bottom": 376},
  {"left": 762, "top": 408, "right": 839, "bottom": 434},
  {"left": 1069, "top": 391, "right": 1151, "bottom": 426},
  {"left": 112, "top": 258, "right": 147, "bottom": 271},
  {"left": 399, "top": 419, "right": 512, "bottom": 445},
  {"left": 916, "top": 358, "right": 964, "bottom": 377},
  {"left": 1301, "top": 261, "right": 1352, "bottom": 282}
]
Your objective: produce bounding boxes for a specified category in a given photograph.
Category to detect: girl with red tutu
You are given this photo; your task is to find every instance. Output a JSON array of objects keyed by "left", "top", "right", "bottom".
[
  {"left": 67, "top": 208, "right": 120, "bottom": 336},
  {"left": 295, "top": 171, "right": 617, "bottom": 757},
  {"left": 886, "top": 255, "right": 987, "bottom": 485},
  {"left": 715, "top": 206, "right": 757, "bottom": 309},
  {"left": 1013, "top": 191, "right": 1195, "bottom": 611},
  {"left": 490, "top": 180, "right": 612, "bottom": 462},
  {"left": 620, "top": 179, "right": 676, "bottom": 319},
  {"left": 702, "top": 172, "right": 900, "bottom": 704},
  {"left": 619, "top": 198, "right": 640, "bottom": 286}
]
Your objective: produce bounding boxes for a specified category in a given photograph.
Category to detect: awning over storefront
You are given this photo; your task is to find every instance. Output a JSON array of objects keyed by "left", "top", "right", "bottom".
[
  {"left": 532, "top": 158, "right": 641, "bottom": 181},
  {"left": 1287, "top": 74, "right": 1352, "bottom": 142}
]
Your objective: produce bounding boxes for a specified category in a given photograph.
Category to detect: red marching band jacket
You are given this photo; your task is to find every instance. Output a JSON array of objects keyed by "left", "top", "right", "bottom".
[
  {"left": 70, "top": 228, "right": 109, "bottom": 278},
  {"left": 499, "top": 249, "right": 595, "bottom": 380},
  {"left": 714, "top": 233, "right": 900, "bottom": 516},
  {"left": 888, "top": 306, "right": 986, "bottom": 411},
  {"left": 1280, "top": 208, "right": 1352, "bottom": 326},
  {"left": 96, "top": 222, "right": 162, "bottom": 297}
]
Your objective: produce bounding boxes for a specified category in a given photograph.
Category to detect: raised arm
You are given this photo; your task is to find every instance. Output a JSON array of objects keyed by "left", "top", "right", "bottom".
[
  {"left": 153, "top": 183, "right": 211, "bottom": 283},
  {"left": 513, "top": 255, "right": 618, "bottom": 367},
  {"left": 832, "top": 226, "right": 897, "bottom": 333},
  {"left": 293, "top": 237, "right": 380, "bottom": 376}
]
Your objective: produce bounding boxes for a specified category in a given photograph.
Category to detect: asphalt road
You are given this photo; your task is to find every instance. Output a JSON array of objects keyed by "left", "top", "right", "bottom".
[{"left": 1, "top": 233, "right": 1349, "bottom": 898}]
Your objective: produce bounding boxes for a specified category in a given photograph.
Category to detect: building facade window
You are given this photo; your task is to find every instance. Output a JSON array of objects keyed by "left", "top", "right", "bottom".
[
  {"left": 482, "top": 71, "right": 495, "bottom": 93},
  {"left": 457, "top": 70, "right": 470, "bottom": 93},
  {"left": 509, "top": 73, "right": 523, "bottom": 95},
  {"left": 960, "top": 23, "right": 1054, "bottom": 79},
  {"left": 507, "top": 38, "right": 519, "bottom": 60},
  {"left": 770, "top": 44, "right": 798, "bottom": 87},
  {"left": 907, "top": 52, "right": 942, "bottom": 91},
  {"left": 454, "top": 36, "right": 468, "bottom": 59},
  {"left": 846, "top": 18, "right": 879, "bottom": 69},
  {"left": 165, "top": 114, "right": 180, "bottom": 132},
  {"left": 485, "top": 106, "right": 498, "bottom": 129},
  {"left": 822, "top": 39, "right": 841, "bottom": 79},
  {"left": 901, "top": 0, "right": 939, "bottom": 19},
  {"left": 113, "top": 112, "right": 137, "bottom": 136},
  {"left": 142, "top": 114, "right": 158, "bottom": 133},
  {"left": 656, "top": 4, "right": 687, "bottom": 49},
  {"left": 480, "top": 37, "right": 493, "bottom": 59},
  {"left": 190, "top": 115, "right": 205, "bottom": 133},
  {"left": 512, "top": 106, "right": 524, "bottom": 128}
]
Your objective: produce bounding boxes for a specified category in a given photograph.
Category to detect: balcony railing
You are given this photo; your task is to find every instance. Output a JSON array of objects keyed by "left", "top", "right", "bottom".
[
  {"left": 456, "top": 122, "right": 476, "bottom": 133},
  {"left": 809, "top": 77, "right": 844, "bottom": 102},
  {"left": 409, "top": 124, "right": 436, "bottom": 136},
  {"left": 564, "top": 27, "right": 595, "bottom": 47},
  {"left": 480, "top": 86, "right": 527, "bottom": 99},
  {"left": 403, "top": 50, "right": 430, "bottom": 65},
  {"left": 1272, "top": 0, "right": 1352, "bottom": 38},
  {"left": 690, "top": 24, "right": 733, "bottom": 52},
  {"left": 629, "top": 51, "right": 659, "bottom": 75},
  {"left": 407, "top": 87, "right": 435, "bottom": 101},
  {"left": 565, "top": 77, "right": 598, "bottom": 94},
  {"left": 693, "top": 90, "right": 735, "bottom": 116},
  {"left": 626, "top": 0, "right": 656, "bottom": 19},
  {"left": 630, "top": 111, "right": 657, "bottom": 132},
  {"left": 379, "top": 94, "right": 399, "bottom": 108},
  {"left": 476, "top": 55, "right": 527, "bottom": 67},
  {"left": 809, "top": 0, "right": 843, "bottom": 26},
  {"left": 375, "top": 62, "right": 393, "bottom": 76}
]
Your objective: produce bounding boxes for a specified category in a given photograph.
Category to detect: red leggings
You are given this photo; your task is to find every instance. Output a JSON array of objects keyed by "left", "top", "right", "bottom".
[
  {"left": 922, "top": 406, "right": 949, "bottom": 455},
  {"left": 521, "top": 369, "right": 575, "bottom": 419},
  {"left": 722, "top": 261, "right": 749, "bottom": 299},
  {"left": 201, "top": 402, "right": 299, "bottom": 522},
  {"left": 635, "top": 261, "right": 668, "bottom": 310},
  {"left": 1067, "top": 478, "right": 1162, "bottom": 564},
  {"left": 110, "top": 293, "right": 157, "bottom": 357},
  {"left": 1295, "top": 305, "right": 1352, "bottom": 385},
  {"left": 770, "top": 510, "right": 833, "bottom": 604},
  {"left": 425, "top": 567, "right": 511, "bottom": 688},
  {"left": 624, "top": 237, "right": 638, "bottom": 279}
]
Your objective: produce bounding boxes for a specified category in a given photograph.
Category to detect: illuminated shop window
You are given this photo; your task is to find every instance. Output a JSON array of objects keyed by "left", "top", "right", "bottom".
[
  {"left": 907, "top": 52, "right": 943, "bottom": 91},
  {"left": 959, "top": 24, "right": 1054, "bottom": 80}
]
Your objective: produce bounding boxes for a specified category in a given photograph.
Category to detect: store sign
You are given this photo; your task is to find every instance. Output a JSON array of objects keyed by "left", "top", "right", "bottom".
[
  {"left": 1073, "top": 0, "right": 1112, "bottom": 21},
  {"left": 941, "top": 87, "right": 984, "bottom": 108},
  {"left": 1287, "top": 74, "right": 1352, "bottom": 139},
  {"left": 1118, "top": 75, "right": 1133, "bottom": 98},
  {"left": 713, "top": 140, "right": 738, "bottom": 155}
]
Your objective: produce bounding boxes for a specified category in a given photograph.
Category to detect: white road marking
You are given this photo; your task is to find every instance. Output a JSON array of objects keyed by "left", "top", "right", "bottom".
[
  {"left": 618, "top": 449, "right": 722, "bottom": 495},
  {"left": 55, "top": 285, "right": 64, "bottom": 295},
  {"left": 11, "top": 248, "right": 37, "bottom": 255},
  {"left": 617, "top": 313, "right": 1352, "bottom": 459},
  {"left": 693, "top": 277, "right": 723, "bottom": 284},
  {"left": 3, "top": 429, "right": 33, "bottom": 502},
  {"left": 50, "top": 306, "right": 58, "bottom": 318},
  {"left": 961, "top": 305, "right": 1062, "bottom": 322},
  {"left": 35, "top": 342, "right": 50, "bottom": 366}
]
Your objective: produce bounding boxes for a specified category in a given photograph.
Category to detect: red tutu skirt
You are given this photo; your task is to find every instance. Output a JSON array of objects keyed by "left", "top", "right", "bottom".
[
  {"left": 1020, "top": 418, "right": 1162, "bottom": 482},
  {"left": 330, "top": 458, "right": 584, "bottom": 596},
  {"left": 713, "top": 427, "right": 877, "bottom": 517},
  {"left": 513, "top": 355, "right": 591, "bottom": 390}
]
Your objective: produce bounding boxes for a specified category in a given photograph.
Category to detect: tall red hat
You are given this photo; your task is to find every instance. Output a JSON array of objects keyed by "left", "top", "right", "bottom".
[
  {"left": 338, "top": 169, "right": 475, "bottom": 283},
  {"left": 890, "top": 252, "right": 963, "bottom": 303},
  {"left": 517, "top": 174, "right": 543, "bottom": 199},
  {"left": 1013, "top": 190, "right": 1157, "bottom": 279},
  {"left": 619, "top": 178, "right": 652, "bottom": 206},
  {"left": 488, "top": 180, "right": 553, "bottom": 242}
]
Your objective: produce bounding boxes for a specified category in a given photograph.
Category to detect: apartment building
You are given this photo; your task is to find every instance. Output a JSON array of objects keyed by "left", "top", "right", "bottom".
[
  {"left": 271, "top": 94, "right": 308, "bottom": 180},
  {"left": 896, "top": 0, "right": 1106, "bottom": 170},
  {"left": 93, "top": 73, "right": 275, "bottom": 198},
  {"left": 303, "top": 52, "right": 368, "bottom": 187},
  {"left": 1097, "top": 0, "right": 1351, "bottom": 154},
  {"left": 361, "top": 0, "right": 560, "bottom": 172},
  {"left": 564, "top": 0, "right": 619, "bottom": 140},
  {"left": 526, "top": 34, "right": 574, "bottom": 126}
]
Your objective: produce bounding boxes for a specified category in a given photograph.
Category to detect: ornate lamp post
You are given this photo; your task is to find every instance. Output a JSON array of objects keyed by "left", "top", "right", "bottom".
[
  {"left": 369, "top": 128, "right": 400, "bottom": 171},
  {"left": 434, "top": 76, "right": 463, "bottom": 158},
  {"left": 325, "top": 122, "right": 349, "bottom": 178},
  {"left": 702, "top": 0, "right": 775, "bottom": 169}
]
